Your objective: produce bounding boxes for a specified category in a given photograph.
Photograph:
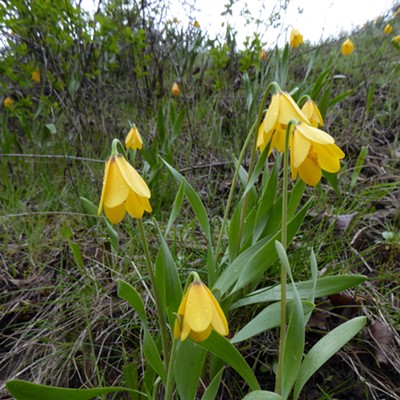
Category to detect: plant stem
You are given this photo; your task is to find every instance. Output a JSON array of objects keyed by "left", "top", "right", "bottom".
[
  {"left": 137, "top": 219, "right": 170, "bottom": 368},
  {"left": 275, "top": 121, "right": 292, "bottom": 394},
  {"left": 165, "top": 338, "right": 178, "bottom": 400}
]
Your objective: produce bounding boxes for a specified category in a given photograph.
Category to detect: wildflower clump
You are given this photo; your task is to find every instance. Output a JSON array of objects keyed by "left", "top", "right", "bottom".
[
  {"left": 174, "top": 276, "right": 229, "bottom": 342},
  {"left": 98, "top": 153, "right": 152, "bottom": 224}
]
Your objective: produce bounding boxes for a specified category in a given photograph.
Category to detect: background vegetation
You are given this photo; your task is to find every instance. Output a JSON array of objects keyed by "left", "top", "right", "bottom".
[{"left": 0, "top": 0, "right": 399, "bottom": 398}]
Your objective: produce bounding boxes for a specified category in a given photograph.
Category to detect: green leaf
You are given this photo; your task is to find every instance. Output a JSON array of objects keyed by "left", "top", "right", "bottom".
[
  {"left": 231, "top": 301, "right": 314, "bottom": 344},
  {"left": 104, "top": 218, "right": 119, "bottom": 252},
  {"left": 117, "top": 279, "right": 147, "bottom": 324},
  {"left": 174, "top": 340, "right": 207, "bottom": 400},
  {"left": 123, "top": 362, "right": 139, "bottom": 400},
  {"left": 162, "top": 159, "right": 212, "bottom": 244},
  {"left": 6, "top": 380, "right": 145, "bottom": 400},
  {"left": 201, "top": 368, "right": 224, "bottom": 400},
  {"left": 275, "top": 241, "right": 304, "bottom": 398},
  {"left": 45, "top": 123, "right": 57, "bottom": 134},
  {"left": 157, "top": 102, "right": 166, "bottom": 145},
  {"left": 350, "top": 146, "right": 368, "bottom": 189},
  {"left": 79, "top": 196, "right": 98, "bottom": 216},
  {"left": 287, "top": 179, "right": 305, "bottom": 218},
  {"left": 242, "top": 391, "right": 283, "bottom": 400},
  {"left": 197, "top": 331, "right": 260, "bottom": 391},
  {"left": 166, "top": 181, "right": 185, "bottom": 235},
  {"left": 233, "top": 274, "right": 367, "bottom": 308},
  {"left": 143, "top": 328, "right": 166, "bottom": 382},
  {"left": 292, "top": 316, "right": 367, "bottom": 399},
  {"left": 228, "top": 198, "right": 244, "bottom": 262}
]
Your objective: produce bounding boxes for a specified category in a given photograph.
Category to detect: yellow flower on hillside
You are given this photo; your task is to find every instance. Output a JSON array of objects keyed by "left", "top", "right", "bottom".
[
  {"left": 341, "top": 39, "right": 355, "bottom": 55},
  {"left": 257, "top": 91, "right": 310, "bottom": 153},
  {"left": 174, "top": 278, "right": 229, "bottom": 342},
  {"left": 393, "top": 35, "right": 400, "bottom": 44},
  {"left": 3, "top": 97, "right": 14, "bottom": 108},
  {"left": 194, "top": 20, "right": 200, "bottom": 28},
  {"left": 384, "top": 24, "right": 393, "bottom": 35},
  {"left": 171, "top": 82, "right": 181, "bottom": 96},
  {"left": 301, "top": 99, "right": 324, "bottom": 127},
  {"left": 290, "top": 29, "right": 303, "bottom": 48},
  {"left": 31, "top": 70, "right": 41, "bottom": 84},
  {"left": 290, "top": 122, "right": 345, "bottom": 186},
  {"left": 98, "top": 154, "right": 152, "bottom": 224},
  {"left": 125, "top": 125, "right": 143, "bottom": 150}
]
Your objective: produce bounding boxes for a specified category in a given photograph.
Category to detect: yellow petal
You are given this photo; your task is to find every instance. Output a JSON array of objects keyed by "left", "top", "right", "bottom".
[
  {"left": 125, "top": 191, "right": 152, "bottom": 219},
  {"left": 313, "top": 143, "right": 344, "bottom": 173},
  {"left": 189, "top": 325, "right": 213, "bottom": 342},
  {"left": 181, "top": 313, "right": 191, "bottom": 341},
  {"left": 98, "top": 157, "right": 111, "bottom": 215},
  {"left": 185, "top": 282, "right": 212, "bottom": 332},
  {"left": 104, "top": 203, "right": 126, "bottom": 224},
  {"left": 278, "top": 92, "right": 310, "bottom": 125},
  {"left": 204, "top": 286, "right": 229, "bottom": 336},
  {"left": 103, "top": 156, "right": 129, "bottom": 208},
  {"left": 263, "top": 93, "right": 280, "bottom": 133},
  {"left": 174, "top": 318, "right": 181, "bottom": 340},
  {"left": 301, "top": 100, "right": 324, "bottom": 127},
  {"left": 115, "top": 154, "right": 151, "bottom": 198},
  {"left": 292, "top": 129, "right": 311, "bottom": 168},
  {"left": 296, "top": 123, "right": 334, "bottom": 145},
  {"left": 125, "top": 127, "right": 143, "bottom": 150},
  {"left": 297, "top": 157, "right": 322, "bottom": 186}
]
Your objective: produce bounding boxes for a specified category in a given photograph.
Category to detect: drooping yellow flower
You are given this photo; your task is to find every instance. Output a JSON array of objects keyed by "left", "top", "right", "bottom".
[
  {"left": 341, "top": 39, "right": 355, "bottom": 55},
  {"left": 3, "top": 97, "right": 14, "bottom": 108},
  {"left": 125, "top": 125, "right": 143, "bottom": 150},
  {"left": 393, "top": 35, "right": 400, "bottom": 44},
  {"left": 290, "top": 29, "right": 303, "bottom": 48},
  {"left": 171, "top": 82, "right": 181, "bottom": 96},
  {"left": 257, "top": 91, "right": 310, "bottom": 153},
  {"left": 301, "top": 99, "right": 324, "bottom": 127},
  {"left": 194, "top": 20, "right": 200, "bottom": 28},
  {"left": 174, "top": 279, "right": 229, "bottom": 342},
  {"left": 98, "top": 154, "right": 152, "bottom": 224},
  {"left": 290, "top": 122, "right": 345, "bottom": 186},
  {"left": 384, "top": 24, "right": 393, "bottom": 35},
  {"left": 31, "top": 70, "right": 41, "bottom": 84},
  {"left": 260, "top": 49, "right": 267, "bottom": 60}
]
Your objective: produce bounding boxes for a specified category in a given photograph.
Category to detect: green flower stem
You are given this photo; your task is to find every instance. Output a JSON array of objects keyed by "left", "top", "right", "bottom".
[
  {"left": 137, "top": 219, "right": 170, "bottom": 368},
  {"left": 275, "top": 120, "right": 296, "bottom": 394},
  {"left": 215, "top": 81, "right": 282, "bottom": 268},
  {"left": 111, "top": 138, "right": 127, "bottom": 158},
  {"left": 165, "top": 338, "right": 178, "bottom": 400}
]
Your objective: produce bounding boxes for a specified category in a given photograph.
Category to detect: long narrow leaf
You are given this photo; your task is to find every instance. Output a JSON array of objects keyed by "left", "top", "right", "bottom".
[{"left": 242, "top": 391, "right": 283, "bottom": 400}]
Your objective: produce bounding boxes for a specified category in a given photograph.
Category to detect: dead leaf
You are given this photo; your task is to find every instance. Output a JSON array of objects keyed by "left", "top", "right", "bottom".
[{"left": 370, "top": 320, "right": 394, "bottom": 365}]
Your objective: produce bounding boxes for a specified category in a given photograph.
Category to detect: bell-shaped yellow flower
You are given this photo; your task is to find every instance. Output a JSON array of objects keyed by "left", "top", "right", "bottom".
[
  {"left": 193, "top": 20, "right": 200, "bottom": 28},
  {"left": 341, "top": 39, "right": 355, "bottom": 55},
  {"left": 301, "top": 99, "right": 324, "bottom": 127},
  {"left": 393, "top": 35, "right": 400, "bottom": 44},
  {"left": 290, "top": 122, "right": 345, "bottom": 186},
  {"left": 290, "top": 29, "right": 303, "bottom": 48},
  {"left": 31, "top": 70, "right": 41, "bottom": 84},
  {"left": 384, "top": 24, "right": 393, "bottom": 35},
  {"left": 174, "top": 279, "right": 229, "bottom": 342},
  {"left": 257, "top": 91, "right": 310, "bottom": 154},
  {"left": 98, "top": 154, "right": 152, "bottom": 224},
  {"left": 3, "top": 97, "right": 14, "bottom": 108},
  {"left": 171, "top": 82, "right": 181, "bottom": 96},
  {"left": 260, "top": 49, "right": 267, "bottom": 60},
  {"left": 125, "top": 125, "right": 143, "bottom": 150}
]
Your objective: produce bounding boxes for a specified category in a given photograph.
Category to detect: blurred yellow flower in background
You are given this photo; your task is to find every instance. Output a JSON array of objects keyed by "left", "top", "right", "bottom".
[
  {"left": 301, "top": 99, "right": 324, "bottom": 127},
  {"left": 31, "top": 70, "right": 41, "bottom": 84},
  {"left": 260, "top": 49, "right": 267, "bottom": 60},
  {"left": 341, "top": 38, "right": 355, "bottom": 55},
  {"left": 257, "top": 91, "right": 310, "bottom": 153},
  {"left": 171, "top": 82, "right": 181, "bottom": 96},
  {"left": 194, "top": 20, "right": 200, "bottom": 28},
  {"left": 393, "top": 35, "right": 400, "bottom": 44},
  {"left": 174, "top": 278, "right": 229, "bottom": 342},
  {"left": 98, "top": 154, "right": 152, "bottom": 224},
  {"left": 3, "top": 97, "right": 14, "bottom": 108},
  {"left": 290, "top": 122, "right": 345, "bottom": 186},
  {"left": 125, "top": 125, "right": 143, "bottom": 150},
  {"left": 290, "top": 29, "right": 303, "bottom": 47},
  {"left": 384, "top": 24, "right": 393, "bottom": 35}
]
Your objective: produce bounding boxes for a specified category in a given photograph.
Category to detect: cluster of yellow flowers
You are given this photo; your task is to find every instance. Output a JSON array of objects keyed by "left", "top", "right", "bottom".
[
  {"left": 256, "top": 91, "right": 344, "bottom": 186},
  {"left": 383, "top": 22, "right": 400, "bottom": 45}
]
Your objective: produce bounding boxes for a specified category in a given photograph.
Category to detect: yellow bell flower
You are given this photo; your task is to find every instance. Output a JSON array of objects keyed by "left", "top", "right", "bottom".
[
  {"left": 194, "top": 20, "right": 200, "bottom": 28},
  {"left": 290, "top": 122, "right": 345, "bottom": 186},
  {"left": 174, "top": 279, "right": 229, "bottom": 342},
  {"left": 31, "top": 70, "right": 41, "bottom": 84},
  {"left": 125, "top": 125, "right": 143, "bottom": 150},
  {"left": 257, "top": 91, "right": 310, "bottom": 154},
  {"left": 384, "top": 24, "right": 393, "bottom": 35},
  {"left": 393, "top": 35, "right": 400, "bottom": 44},
  {"left": 98, "top": 154, "right": 152, "bottom": 224},
  {"left": 3, "top": 97, "right": 14, "bottom": 108},
  {"left": 171, "top": 82, "right": 181, "bottom": 96},
  {"left": 260, "top": 49, "right": 267, "bottom": 60},
  {"left": 290, "top": 29, "right": 303, "bottom": 48},
  {"left": 341, "top": 39, "right": 355, "bottom": 55},
  {"left": 301, "top": 99, "right": 324, "bottom": 127}
]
